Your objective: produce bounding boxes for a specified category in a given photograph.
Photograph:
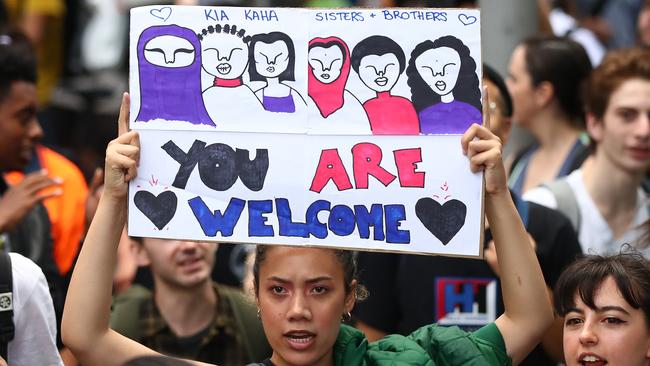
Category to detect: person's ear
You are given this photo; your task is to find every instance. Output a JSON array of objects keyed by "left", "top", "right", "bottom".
[
  {"left": 344, "top": 280, "right": 357, "bottom": 314},
  {"left": 500, "top": 116, "right": 513, "bottom": 145},
  {"left": 534, "top": 81, "right": 554, "bottom": 107},
  {"left": 586, "top": 112, "right": 604, "bottom": 143},
  {"left": 133, "top": 242, "right": 151, "bottom": 267}
]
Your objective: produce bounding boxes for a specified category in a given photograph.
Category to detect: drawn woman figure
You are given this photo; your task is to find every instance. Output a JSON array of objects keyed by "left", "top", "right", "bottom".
[
  {"left": 407, "top": 35, "right": 481, "bottom": 134},
  {"left": 351, "top": 35, "right": 419, "bottom": 135},
  {"left": 308, "top": 36, "right": 370, "bottom": 134},
  {"left": 248, "top": 32, "right": 306, "bottom": 113},
  {"left": 136, "top": 24, "right": 214, "bottom": 126},
  {"left": 199, "top": 24, "right": 263, "bottom": 128}
]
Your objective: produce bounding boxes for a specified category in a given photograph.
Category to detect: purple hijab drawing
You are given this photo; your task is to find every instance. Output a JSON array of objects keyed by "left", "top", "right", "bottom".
[{"left": 136, "top": 24, "right": 215, "bottom": 126}]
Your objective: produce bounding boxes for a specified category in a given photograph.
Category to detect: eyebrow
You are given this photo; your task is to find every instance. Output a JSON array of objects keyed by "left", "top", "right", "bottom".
[
  {"left": 567, "top": 306, "right": 631, "bottom": 315},
  {"left": 266, "top": 276, "right": 334, "bottom": 284}
]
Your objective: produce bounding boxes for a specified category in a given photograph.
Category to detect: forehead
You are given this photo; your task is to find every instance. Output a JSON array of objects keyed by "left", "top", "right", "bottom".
[
  {"left": 309, "top": 45, "right": 342, "bottom": 59},
  {"left": 360, "top": 53, "right": 399, "bottom": 66},
  {"left": 418, "top": 46, "right": 460, "bottom": 63},
  {"left": 145, "top": 35, "right": 195, "bottom": 50},
  {"left": 202, "top": 34, "right": 243, "bottom": 49},
  {"left": 255, "top": 40, "right": 288, "bottom": 53},
  {"left": 572, "top": 277, "right": 629, "bottom": 310},
  {"left": 259, "top": 246, "right": 343, "bottom": 279},
  {"left": 606, "top": 78, "right": 650, "bottom": 111},
  {"left": 0, "top": 80, "right": 37, "bottom": 112}
]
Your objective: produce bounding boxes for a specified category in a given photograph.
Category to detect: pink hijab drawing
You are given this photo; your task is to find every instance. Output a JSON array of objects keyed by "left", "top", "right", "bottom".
[{"left": 308, "top": 36, "right": 351, "bottom": 118}]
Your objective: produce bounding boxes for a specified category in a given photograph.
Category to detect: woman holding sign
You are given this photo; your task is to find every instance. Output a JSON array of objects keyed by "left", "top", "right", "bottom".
[{"left": 62, "top": 93, "right": 553, "bottom": 365}]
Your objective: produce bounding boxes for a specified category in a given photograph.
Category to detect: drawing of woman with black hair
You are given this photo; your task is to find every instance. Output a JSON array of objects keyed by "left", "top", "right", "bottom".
[
  {"left": 407, "top": 35, "right": 482, "bottom": 134},
  {"left": 248, "top": 32, "right": 306, "bottom": 113}
]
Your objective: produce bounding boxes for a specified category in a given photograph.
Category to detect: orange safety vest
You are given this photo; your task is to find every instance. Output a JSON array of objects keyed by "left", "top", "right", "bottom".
[{"left": 4, "top": 145, "right": 88, "bottom": 275}]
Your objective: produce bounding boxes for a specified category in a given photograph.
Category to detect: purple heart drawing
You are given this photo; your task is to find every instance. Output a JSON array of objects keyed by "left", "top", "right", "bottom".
[
  {"left": 150, "top": 7, "right": 172, "bottom": 22},
  {"left": 458, "top": 13, "right": 477, "bottom": 26}
]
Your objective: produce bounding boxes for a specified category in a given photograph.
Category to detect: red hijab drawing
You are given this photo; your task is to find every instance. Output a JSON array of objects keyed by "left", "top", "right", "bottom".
[{"left": 308, "top": 36, "right": 351, "bottom": 118}]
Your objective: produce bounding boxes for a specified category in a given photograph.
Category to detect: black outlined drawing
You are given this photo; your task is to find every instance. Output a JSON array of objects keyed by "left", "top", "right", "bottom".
[
  {"left": 307, "top": 36, "right": 369, "bottom": 132},
  {"left": 351, "top": 35, "right": 420, "bottom": 135},
  {"left": 136, "top": 24, "right": 214, "bottom": 126},
  {"left": 407, "top": 35, "right": 481, "bottom": 134},
  {"left": 199, "top": 24, "right": 263, "bottom": 124},
  {"left": 248, "top": 31, "right": 307, "bottom": 113}
]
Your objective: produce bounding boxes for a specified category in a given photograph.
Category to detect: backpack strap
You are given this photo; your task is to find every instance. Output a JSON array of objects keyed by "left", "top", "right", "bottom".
[
  {"left": 543, "top": 179, "right": 581, "bottom": 232},
  {"left": 218, "top": 285, "right": 271, "bottom": 362},
  {"left": 0, "top": 252, "right": 14, "bottom": 361}
]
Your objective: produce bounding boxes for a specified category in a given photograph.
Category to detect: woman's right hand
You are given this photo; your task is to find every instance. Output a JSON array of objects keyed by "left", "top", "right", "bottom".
[{"left": 104, "top": 93, "right": 140, "bottom": 200}]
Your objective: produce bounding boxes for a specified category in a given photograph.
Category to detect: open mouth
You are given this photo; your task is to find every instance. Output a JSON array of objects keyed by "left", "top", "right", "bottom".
[
  {"left": 284, "top": 331, "right": 316, "bottom": 350},
  {"left": 435, "top": 80, "right": 446, "bottom": 91},
  {"left": 320, "top": 73, "right": 330, "bottom": 80},
  {"left": 374, "top": 77, "right": 388, "bottom": 86},
  {"left": 579, "top": 354, "right": 607, "bottom": 366},
  {"left": 216, "top": 63, "right": 232, "bottom": 75},
  {"left": 266, "top": 66, "right": 275, "bottom": 73}
]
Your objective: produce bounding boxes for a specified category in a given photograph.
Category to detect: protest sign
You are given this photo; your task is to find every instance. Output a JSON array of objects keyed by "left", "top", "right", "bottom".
[{"left": 127, "top": 5, "right": 484, "bottom": 257}]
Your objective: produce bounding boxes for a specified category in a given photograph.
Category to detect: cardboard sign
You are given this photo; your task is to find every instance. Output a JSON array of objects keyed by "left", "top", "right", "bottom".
[{"left": 128, "top": 6, "right": 484, "bottom": 257}]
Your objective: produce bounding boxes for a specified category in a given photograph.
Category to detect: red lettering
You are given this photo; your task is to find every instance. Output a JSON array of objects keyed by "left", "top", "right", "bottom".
[
  {"left": 310, "top": 149, "right": 353, "bottom": 193},
  {"left": 352, "top": 143, "right": 396, "bottom": 189},
  {"left": 394, "top": 148, "right": 425, "bottom": 188}
]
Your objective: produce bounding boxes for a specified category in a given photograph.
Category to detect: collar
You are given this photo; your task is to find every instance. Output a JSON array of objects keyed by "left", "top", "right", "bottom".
[{"left": 213, "top": 77, "right": 242, "bottom": 87}]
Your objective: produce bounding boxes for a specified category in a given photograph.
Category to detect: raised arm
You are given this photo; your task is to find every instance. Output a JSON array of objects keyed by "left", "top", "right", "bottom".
[
  {"left": 461, "top": 124, "right": 553, "bottom": 365},
  {"left": 61, "top": 94, "right": 213, "bottom": 366}
]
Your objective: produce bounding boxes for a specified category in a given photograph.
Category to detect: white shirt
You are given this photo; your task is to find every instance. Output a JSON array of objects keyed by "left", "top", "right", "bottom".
[
  {"left": 524, "top": 169, "right": 650, "bottom": 257},
  {"left": 7, "top": 253, "right": 63, "bottom": 366}
]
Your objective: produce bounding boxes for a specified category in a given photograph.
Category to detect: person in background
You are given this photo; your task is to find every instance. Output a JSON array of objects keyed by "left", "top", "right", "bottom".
[
  {"left": 109, "top": 236, "right": 270, "bottom": 365},
  {"left": 353, "top": 64, "right": 582, "bottom": 365},
  {"left": 524, "top": 47, "right": 650, "bottom": 257},
  {"left": 506, "top": 36, "right": 592, "bottom": 196}
]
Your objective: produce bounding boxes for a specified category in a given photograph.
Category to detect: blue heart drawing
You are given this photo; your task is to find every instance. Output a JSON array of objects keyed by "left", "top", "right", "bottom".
[
  {"left": 458, "top": 13, "right": 477, "bottom": 26},
  {"left": 150, "top": 7, "right": 172, "bottom": 22}
]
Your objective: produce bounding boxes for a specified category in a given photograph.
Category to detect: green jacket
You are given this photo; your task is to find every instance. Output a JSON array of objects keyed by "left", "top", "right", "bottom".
[{"left": 334, "top": 323, "right": 511, "bottom": 366}]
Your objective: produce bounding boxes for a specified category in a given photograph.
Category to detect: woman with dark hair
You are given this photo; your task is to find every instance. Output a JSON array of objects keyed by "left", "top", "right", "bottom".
[
  {"left": 406, "top": 35, "right": 482, "bottom": 134},
  {"left": 307, "top": 36, "right": 370, "bottom": 134},
  {"left": 554, "top": 251, "right": 650, "bottom": 366},
  {"left": 506, "top": 36, "right": 592, "bottom": 196},
  {"left": 248, "top": 31, "right": 306, "bottom": 114},
  {"left": 62, "top": 94, "right": 553, "bottom": 365}
]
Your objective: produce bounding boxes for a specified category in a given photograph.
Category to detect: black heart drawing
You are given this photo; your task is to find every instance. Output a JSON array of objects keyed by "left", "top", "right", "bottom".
[
  {"left": 134, "top": 190, "right": 177, "bottom": 230},
  {"left": 415, "top": 198, "right": 467, "bottom": 245}
]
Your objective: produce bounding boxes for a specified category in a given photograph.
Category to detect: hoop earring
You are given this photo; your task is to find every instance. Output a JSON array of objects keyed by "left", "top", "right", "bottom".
[
  {"left": 257, "top": 308, "right": 261, "bottom": 319},
  {"left": 341, "top": 311, "right": 352, "bottom": 322}
]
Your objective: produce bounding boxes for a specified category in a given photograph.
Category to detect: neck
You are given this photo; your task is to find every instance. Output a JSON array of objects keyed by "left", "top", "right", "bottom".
[
  {"left": 271, "top": 350, "right": 334, "bottom": 366},
  {"left": 528, "top": 110, "right": 581, "bottom": 146},
  {"left": 581, "top": 155, "right": 643, "bottom": 217},
  {"left": 266, "top": 77, "right": 281, "bottom": 86},
  {"left": 441, "top": 92, "right": 454, "bottom": 103},
  {"left": 153, "top": 278, "right": 217, "bottom": 337},
  {"left": 214, "top": 77, "right": 242, "bottom": 87}
]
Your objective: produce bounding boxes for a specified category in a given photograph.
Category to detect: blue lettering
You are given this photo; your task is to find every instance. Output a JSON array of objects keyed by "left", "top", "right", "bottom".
[
  {"left": 354, "top": 204, "right": 385, "bottom": 241},
  {"left": 382, "top": 10, "right": 393, "bottom": 20},
  {"left": 444, "top": 283, "right": 474, "bottom": 313},
  {"left": 248, "top": 200, "right": 274, "bottom": 237},
  {"left": 385, "top": 204, "right": 410, "bottom": 244},
  {"left": 329, "top": 205, "right": 355, "bottom": 236},
  {"left": 204, "top": 9, "right": 217, "bottom": 21},
  {"left": 188, "top": 196, "right": 244, "bottom": 237},
  {"left": 315, "top": 12, "right": 323, "bottom": 21},
  {"left": 220, "top": 10, "right": 229, "bottom": 21},
  {"left": 305, "top": 200, "right": 330, "bottom": 239},
  {"left": 245, "top": 9, "right": 278, "bottom": 21},
  {"left": 276, "top": 198, "right": 310, "bottom": 237}
]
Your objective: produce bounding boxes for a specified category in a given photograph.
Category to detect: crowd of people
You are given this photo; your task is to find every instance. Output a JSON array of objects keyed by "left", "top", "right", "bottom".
[{"left": 1, "top": 0, "right": 650, "bottom": 366}]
